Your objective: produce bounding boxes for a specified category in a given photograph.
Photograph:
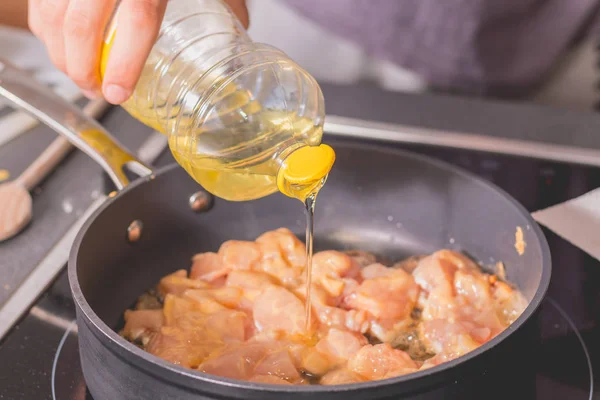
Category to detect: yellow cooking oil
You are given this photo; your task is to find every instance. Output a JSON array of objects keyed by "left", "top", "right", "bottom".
[
  {"left": 100, "top": 22, "right": 334, "bottom": 203},
  {"left": 277, "top": 144, "right": 335, "bottom": 331}
]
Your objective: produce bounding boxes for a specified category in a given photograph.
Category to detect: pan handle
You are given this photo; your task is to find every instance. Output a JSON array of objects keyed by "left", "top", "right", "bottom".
[{"left": 0, "top": 59, "right": 152, "bottom": 190}]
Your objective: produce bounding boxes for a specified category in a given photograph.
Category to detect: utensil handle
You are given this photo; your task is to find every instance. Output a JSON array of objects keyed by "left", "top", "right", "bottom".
[
  {"left": 0, "top": 59, "right": 152, "bottom": 190},
  {"left": 16, "top": 99, "right": 112, "bottom": 191}
]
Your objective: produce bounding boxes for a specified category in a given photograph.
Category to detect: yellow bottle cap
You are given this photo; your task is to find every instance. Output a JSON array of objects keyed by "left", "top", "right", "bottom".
[{"left": 277, "top": 144, "right": 335, "bottom": 198}]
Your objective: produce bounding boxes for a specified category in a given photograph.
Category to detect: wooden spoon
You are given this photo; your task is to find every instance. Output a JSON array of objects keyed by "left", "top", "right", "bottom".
[{"left": 0, "top": 98, "right": 110, "bottom": 242}]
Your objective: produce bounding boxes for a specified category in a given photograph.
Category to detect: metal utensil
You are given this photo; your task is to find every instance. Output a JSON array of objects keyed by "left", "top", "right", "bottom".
[{"left": 0, "top": 98, "right": 111, "bottom": 241}]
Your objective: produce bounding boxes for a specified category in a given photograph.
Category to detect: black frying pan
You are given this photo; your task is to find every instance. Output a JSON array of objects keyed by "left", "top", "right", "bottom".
[{"left": 0, "top": 61, "right": 551, "bottom": 400}]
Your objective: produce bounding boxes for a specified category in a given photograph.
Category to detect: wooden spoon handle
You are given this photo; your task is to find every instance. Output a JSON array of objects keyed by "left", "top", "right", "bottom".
[{"left": 15, "top": 98, "right": 111, "bottom": 191}]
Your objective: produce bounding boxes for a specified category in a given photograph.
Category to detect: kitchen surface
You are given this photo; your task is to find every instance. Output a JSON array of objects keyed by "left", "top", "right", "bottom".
[{"left": 1, "top": 80, "right": 600, "bottom": 399}]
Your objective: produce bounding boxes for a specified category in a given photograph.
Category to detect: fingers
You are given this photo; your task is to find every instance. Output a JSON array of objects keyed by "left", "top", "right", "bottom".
[
  {"left": 37, "top": 0, "right": 70, "bottom": 72},
  {"left": 28, "top": 0, "right": 44, "bottom": 37},
  {"left": 224, "top": 0, "right": 249, "bottom": 29},
  {"left": 101, "top": 0, "right": 167, "bottom": 104},
  {"left": 29, "top": 0, "right": 244, "bottom": 105},
  {"left": 63, "top": 0, "right": 116, "bottom": 96}
]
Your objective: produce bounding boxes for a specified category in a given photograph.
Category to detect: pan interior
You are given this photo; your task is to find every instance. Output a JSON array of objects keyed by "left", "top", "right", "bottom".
[{"left": 73, "top": 142, "right": 547, "bottom": 361}]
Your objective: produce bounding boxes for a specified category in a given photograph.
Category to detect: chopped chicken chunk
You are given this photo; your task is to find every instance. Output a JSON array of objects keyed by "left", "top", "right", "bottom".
[
  {"left": 348, "top": 343, "right": 418, "bottom": 380},
  {"left": 122, "top": 230, "right": 527, "bottom": 386}
]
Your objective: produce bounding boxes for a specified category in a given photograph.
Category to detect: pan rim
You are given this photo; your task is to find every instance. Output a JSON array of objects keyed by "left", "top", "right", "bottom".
[{"left": 68, "top": 141, "right": 552, "bottom": 395}]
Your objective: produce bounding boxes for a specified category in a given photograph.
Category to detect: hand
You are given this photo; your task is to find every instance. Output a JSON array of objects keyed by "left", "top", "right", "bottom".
[{"left": 29, "top": 0, "right": 249, "bottom": 105}]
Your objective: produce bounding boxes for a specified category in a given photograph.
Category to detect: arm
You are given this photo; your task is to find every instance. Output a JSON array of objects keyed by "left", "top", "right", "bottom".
[{"left": 0, "top": 0, "right": 29, "bottom": 30}]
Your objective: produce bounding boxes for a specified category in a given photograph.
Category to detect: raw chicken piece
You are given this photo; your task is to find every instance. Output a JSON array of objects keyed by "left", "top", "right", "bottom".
[
  {"left": 344, "top": 250, "right": 378, "bottom": 268},
  {"left": 412, "top": 254, "right": 456, "bottom": 296},
  {"left": 253, "top": 285, "right": 311, "bottom": 335},
  {"left": 340, "top": 278, "right": 360, "bottom": 299},
  {"left": 226, "top": 270, "right": 276, "bottom": 291},
  {"left": 257, "top": 257, "right": 304, "bottom": 286},
  {"left": 318, "top": 275, "right": 346, "bottom": 298},
  {"left": 249, "top": 335, "right": 323, "bottom": 376},
  {"left": 454, "top": 269, "right": 493, "bottom": 311},
  {"left": 162, "top": 294, "right": 202, "bottom": 327},
  {"left": 436, "top": 250, "right": 479, "bottom": 271},
  {"left": 184, "top": 287, "right": 243, "bottom": 309},
  {"left": 199, "top": 342, "right": 301, "bottom": 383},
  {"left": 198, "top": 342, "right": 270, "bottom": 380},
  {"left": 147, "top": 326, "right": 222, "bottom": 368},
  {"left": 298, "top": 347, "right": 333, "bottom": 376},
  {"left": 190, "top": 252, "right": 227, "bottom": 283},
  {"left": 315, "top": 328, "right": 368, "bottom": 364},
  {"left": 359, "top": 263, "right": 392, "bottom": 280},
  {"left": 300, "top": 283, "right": 370, "bottom": 333},
  {"left": 163, "top": 293, "right": 248, "bottom": 341},
  {"left": 418, "top": 319, "right": 480, "bottom": 356},
  {"left": 345, "top": 267, "right": 419, "bottom": 321},
  {"left": 312, "top": 251, "right": 360, "bottom": 280},
  {"left": 368, "top": 318, "right": 414, "bottom": 343},
  {"left": 253, "top": 228, "right": 306, "bottom": 284},
  {"left": 180, "top": 290, "right": 229, "bottom": 314},
  {"left": 315, "top": 305, "right": 370, "bottom": 333},
  {"left": 414, "top": 250, "right": 510, "bottom": 339},
  {"left": 348, "top": 343, "right": 418, "bottom": 380},
  {"left": 418, "top": 316, "right": 491, "bottom": 370},
  {"left": 205, "top": 310, "right": 248, "bottom": 342},
  {"left": 219, "top": 240, "right": 262, "bottom": 271},
  {"left": 492, "top": 280, "right": 528, "bottom": 325},
  {"left": 253, "top": 349, "right": 301, "bottom": 381},
  {"left": 304, "top": 251, "right": 362, "bottom": 309},
  {"left": 225, "top": 270, "right": 277, "bottom": 313},
  {"left": 419, "top": 352, "right": 456, "bottom": 370},
  {"left": 320, "top": 368, "right": 365, "bottom": 385},
  {"left": 158, "top": 269, "right": 209, "bottom": 297},
  {"left": 412, "top": 252, "right": 460, "bottom": 321},
  {"left": 256, "top": 228, "right": 306, "bottom": 268},
  {"left": 122, "top": 309, "right": 163, "bottom": 344},
  {"left": 412, "top": 250, "right": 479, "bottom": 294}
]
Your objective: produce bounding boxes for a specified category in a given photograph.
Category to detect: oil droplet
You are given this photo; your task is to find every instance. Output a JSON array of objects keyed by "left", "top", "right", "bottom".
[
  {"left": 387, "top": 215, "right": 394, "bottom": 222},
  {"left": 449, "top": 237, "right": 455, "bottom": 244},
  {"left": 0, "top": 169, "right": 9, "bottom": 182},
  {"left": 395, "top": 222, "right": 403, "bottom": 229}
]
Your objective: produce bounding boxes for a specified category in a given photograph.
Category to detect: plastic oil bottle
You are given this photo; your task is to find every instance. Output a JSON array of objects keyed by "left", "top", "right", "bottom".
[
  {"left": 100, "top": 0, "right": 335, "bottom": 203},
  {"left": 102, "top": 1, "right": 335, "bottom": 330}
]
